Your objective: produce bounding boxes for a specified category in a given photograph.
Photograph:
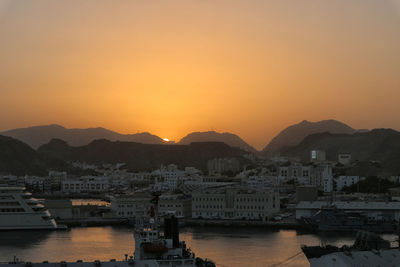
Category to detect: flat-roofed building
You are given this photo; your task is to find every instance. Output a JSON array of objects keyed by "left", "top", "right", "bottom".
[
  {"left": 158, "top": 194, "right": 191, "bottom": 218},
  {"left": 61, "top": 176, "right": 109, "bottom": 193},
  {"left": 110, "top": 193, "right": 152, "bottom": 218},
  {"left": 192, "top": 189, "right": 280, "bottom": 221},
  {"left": 44, "top": 199, "right": 73, "bottom": 219}
]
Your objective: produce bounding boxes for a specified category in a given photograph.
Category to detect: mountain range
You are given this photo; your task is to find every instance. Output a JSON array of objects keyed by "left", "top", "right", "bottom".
[
  {"left": 2, "top": 120, "right": 400, "bottom": 176},
  {"left": 1, "top": 125, "right": 167, "bottom": 149},
  {"left": 281, "top": 129, "right": 400, "bottom": 175},
  {"left": 37, "top": 139, "right": 249, "bottom": 172},
  {"left": 0, "top": 135, "right": 49, "bottom": 176},
  {"left": 177, "top": 131, "right": 257, "bottom": 153},
  {"left": 1, "top": 120, "right": 364, "bottom": 153}
]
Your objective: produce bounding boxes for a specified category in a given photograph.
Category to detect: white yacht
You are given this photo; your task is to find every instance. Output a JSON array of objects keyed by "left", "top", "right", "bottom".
[{"left": 0, "top": 186, "right": 58, "bottom": 230}]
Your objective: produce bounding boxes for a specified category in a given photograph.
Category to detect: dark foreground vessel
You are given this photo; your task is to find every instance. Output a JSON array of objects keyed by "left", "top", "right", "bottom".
[{"left": 302, "top": 231, "right": 400, "bottom": 267}]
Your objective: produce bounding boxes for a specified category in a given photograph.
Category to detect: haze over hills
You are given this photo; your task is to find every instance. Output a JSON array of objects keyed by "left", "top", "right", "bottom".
[
  {"left": 37, "top": 139, "right": 250, "bottom": 172},
  {"left": 281, "top": 129, "right": 400, "bottom": 175},
  {"left": 178, "top": 131, "right": 257, "bottom": 153},
  {"left": 262, "top": 119, "right": 358, "bottom": 155},
  {"left": 1, "top": 124, "right": 167, "bottom": 149}
]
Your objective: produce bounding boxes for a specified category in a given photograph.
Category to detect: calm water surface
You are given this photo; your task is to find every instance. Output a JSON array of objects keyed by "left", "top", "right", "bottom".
[{"left": 0, "top": 226, "right": 396, "bottom": 267}]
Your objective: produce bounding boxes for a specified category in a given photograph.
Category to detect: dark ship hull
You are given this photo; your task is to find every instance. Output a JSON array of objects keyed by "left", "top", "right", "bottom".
[{"left": 299, "top": 206, "right": 396, "bottom": 233}]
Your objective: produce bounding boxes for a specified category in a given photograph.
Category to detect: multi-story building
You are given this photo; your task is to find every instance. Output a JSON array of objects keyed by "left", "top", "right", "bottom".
[
  {"left": 110, "top": 193, "right": 152, "bottom": 218},
  {"left": 24, "top": 176, "right": 45, "bottom": 191},
  {"left": 158, "top": 194, "right": 192, "bottom": 218},
  {"left": 311, "top": 164, "right": 333, "bottom": 193},
  {"left": 277, "top": 164, "right": 312, "bottom": 185},
  {"left": 61, "top": 176, "right": 109, "bottom": 193},
  {"left": 336, "top": 176, "right": 359, "bottom": 191},
  {"left": 156, "top": 164, "right": 186, "bottom": 190},
  {"left": 192, "top": 189, "right": 280, "bottom": 221},
  {"left": 46, "top": 171, "right": 67, "bottom": 191},
  {"left": 207, "top": 158, "right": 240, "bottom": 174},
  {"left": 0, "top": 175, "right": 24, "bottom": 187}
]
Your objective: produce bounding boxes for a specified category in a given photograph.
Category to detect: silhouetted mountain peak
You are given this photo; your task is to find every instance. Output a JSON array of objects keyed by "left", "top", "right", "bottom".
[
  {"left": 263, "top": 119, "right": 357, "bottom": 155},
  {"left": 281, "top": 128, "right": 400, "bottom": 176},
  {"left": 1, "top": 125, "right": 166, "bottom": 149},
  {"left": 178, "top": 131, "right": 257, "bottom": 153}
]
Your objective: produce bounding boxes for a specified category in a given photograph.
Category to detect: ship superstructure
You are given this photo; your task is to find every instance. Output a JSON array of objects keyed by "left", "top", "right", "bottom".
[
  {"left": 0, "top": 186, "right": 58, "bottom": 230},
  {"left": 134, "top": 193, "right": 215, "bottom": 267}
]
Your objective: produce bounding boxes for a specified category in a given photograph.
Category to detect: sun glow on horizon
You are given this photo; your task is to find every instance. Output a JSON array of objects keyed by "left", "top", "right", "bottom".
[{"left": 0, "top": 1, "right": 399, "bottom": 150}]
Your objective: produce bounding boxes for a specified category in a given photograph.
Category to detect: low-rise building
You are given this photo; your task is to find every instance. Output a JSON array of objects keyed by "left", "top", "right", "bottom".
[
  {"left": 44, "top": 199, "right": 73, "bottom": 219},
  {"left": 61, "top": 176, "right": 109, "bottom": 193},
  {"left": 311, "top": 164, "right": 333, "bottom": 193},
  {"left": 192, "top": 189, "right": 280, "bottom": 221},
  {"left": 158, "top": 194, "right": 192, "bottom": 218},
  {"left": 110, "top": 193, "right": 152, "bottom": 218}
]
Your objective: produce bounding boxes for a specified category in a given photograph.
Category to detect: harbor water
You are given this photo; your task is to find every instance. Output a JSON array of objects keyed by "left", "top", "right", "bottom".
[{"left": 0, "top": 226, "right": 397, "bottom": 267}]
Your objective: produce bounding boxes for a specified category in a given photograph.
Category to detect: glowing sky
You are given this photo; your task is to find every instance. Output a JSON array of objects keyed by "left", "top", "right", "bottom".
[{"left": 0, "top": 0, "right": 399, "bottom": 149}]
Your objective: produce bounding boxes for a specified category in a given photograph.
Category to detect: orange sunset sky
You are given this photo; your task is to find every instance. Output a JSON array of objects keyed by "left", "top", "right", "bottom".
[{"left": 0, "top": 0, "right": 399, "bottom": 149}]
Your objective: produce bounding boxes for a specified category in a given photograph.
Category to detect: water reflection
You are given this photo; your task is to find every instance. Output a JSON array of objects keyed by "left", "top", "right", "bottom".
[
  {"left": 0, "top": 231, "right": 52, "bottom": 249},
  {"left": 0, "top": 226, "right": 396, "bottom": 267}
]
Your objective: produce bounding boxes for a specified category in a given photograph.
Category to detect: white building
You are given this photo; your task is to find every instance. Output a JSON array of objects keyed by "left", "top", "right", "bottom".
[
  {"left": 277, "top": 164, "right": 312, "bottom": 185},
  {"left": 110, "top": 193, "right": 152, "bottom": 218},
  {"left": 192, "top": 189, "right": 280, "bottom": 221},
  {"left": 158, "top": 195, "right": 192, "bottom": 218},
  {"left": 157, "top": 164, "right": 186, "bottom": 190},
  {"left": 336, "top": 176, "right": 359, "bottom": 191},
  {"left": 61, "top": 176, "right": 109, "bottom": 193}
]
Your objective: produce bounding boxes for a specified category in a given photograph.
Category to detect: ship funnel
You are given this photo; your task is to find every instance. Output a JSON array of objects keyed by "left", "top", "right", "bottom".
[{"left": 164, "top": 216, "right": 179, "bottom": 248}]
